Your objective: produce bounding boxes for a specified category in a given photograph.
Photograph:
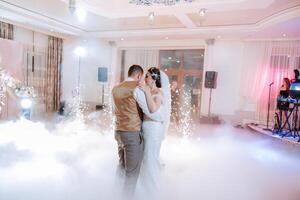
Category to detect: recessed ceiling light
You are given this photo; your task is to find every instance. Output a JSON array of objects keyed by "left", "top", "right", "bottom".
[
  {"left": 283, "top": 33, "right": 287, "bottom": 37},
  {"left": 168, "top": 57, "right": 172, "bottom": 60},
  {"left": 165, "top": 36, "right": 169, "bottom": 40},
  {"left": 121, "top": 38, "right": 124, "bottom": 41},
  {"left": 199, "top": 8, "right": 207, "bottom": 17}
]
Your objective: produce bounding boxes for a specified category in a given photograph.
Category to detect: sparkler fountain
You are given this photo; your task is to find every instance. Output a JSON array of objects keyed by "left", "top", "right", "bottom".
[
  {"left": 0, "top": 67, "right": 35, "bottom": 118},
  {"left": 178, "top": 84, "right": 194, "bottom": 137}
]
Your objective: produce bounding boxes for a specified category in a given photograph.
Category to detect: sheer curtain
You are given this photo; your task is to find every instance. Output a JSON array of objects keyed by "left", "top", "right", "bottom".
[
  {"left": 0, "top": 38, "right": 23, "bottom": 119},
  {"left": 122, "top": 49, "right": 159, "bottom": 80},
  {"left": 23, "top": 37, "right": 48, "bottom": 116},
  {"left": 241, "top": 41, "right": 300, "bottom": 124}
]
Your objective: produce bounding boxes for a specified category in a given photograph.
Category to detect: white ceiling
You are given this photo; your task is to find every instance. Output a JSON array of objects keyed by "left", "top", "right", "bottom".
[{"left": 0, "top": 0, "right": 299, "bottom": 40}]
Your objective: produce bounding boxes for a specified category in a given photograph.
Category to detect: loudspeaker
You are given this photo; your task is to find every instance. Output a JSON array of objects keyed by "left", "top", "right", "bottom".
[
  {"left": 205, "top": 71, "right": 217, "bottom": 89},
  {"left": 98, "top": 67, "right": 108, "bottom": 82}
]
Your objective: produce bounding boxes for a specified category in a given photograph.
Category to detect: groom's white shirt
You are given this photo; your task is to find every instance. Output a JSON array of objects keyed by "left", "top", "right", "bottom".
[{"left": 126, "top": 77, "right": 163, "bottom": 122}]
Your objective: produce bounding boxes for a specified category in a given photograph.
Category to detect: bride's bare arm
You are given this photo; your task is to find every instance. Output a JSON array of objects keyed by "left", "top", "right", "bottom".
[{"left": 139, "top": 85, "right": 161, "bottom": 113}]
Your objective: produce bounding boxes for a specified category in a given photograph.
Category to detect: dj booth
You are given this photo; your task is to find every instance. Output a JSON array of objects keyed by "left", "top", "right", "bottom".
[{"left": 274, "top": 82, "right": 300, "bottom": 142}]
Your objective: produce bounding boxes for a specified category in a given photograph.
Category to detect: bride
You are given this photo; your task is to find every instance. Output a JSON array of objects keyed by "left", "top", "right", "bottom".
[{"left": 137, "top": 67, "right": 171, "bottom": 199}]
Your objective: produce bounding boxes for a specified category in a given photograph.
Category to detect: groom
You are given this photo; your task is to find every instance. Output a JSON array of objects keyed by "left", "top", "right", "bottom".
[{"left": 112, "top": 65, "right": 162, "bottom": 198}]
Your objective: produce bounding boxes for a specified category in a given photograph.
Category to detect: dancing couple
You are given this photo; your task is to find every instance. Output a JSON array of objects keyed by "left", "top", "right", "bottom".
[{"left": 112, "top": 65, "right": 171, "bottom": 199}]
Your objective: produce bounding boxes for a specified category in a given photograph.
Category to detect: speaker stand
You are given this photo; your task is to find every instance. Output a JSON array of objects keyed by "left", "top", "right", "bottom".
[
  {"left": 208, "top": 88, "right": 212, "bottom": 117},
  {"left": 263, "top": 82, "right": 274, "bottom": 132},
  {"left": 200, "top": 88, "right": 221, "bottom": 124},
  {"left": 96, "top": 84, "right": 105, "bottom": 110}
]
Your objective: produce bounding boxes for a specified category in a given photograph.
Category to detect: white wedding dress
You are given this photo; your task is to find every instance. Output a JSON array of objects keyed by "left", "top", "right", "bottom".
[
  {"left": 136, "top": 71, "right": 171, "bottom": 199},
  {"left": 140, "top": 96, "right": 164, "bottom": 197}
]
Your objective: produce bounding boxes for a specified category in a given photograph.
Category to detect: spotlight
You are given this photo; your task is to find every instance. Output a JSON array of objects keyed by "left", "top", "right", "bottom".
[
  {"left": 148, "top": 12, "right": 155, "bottom": 23},
  {"left": 21, "top": 98, "right": 32, "bottom": 109},
  {"left": 73, "top": 46, "right": 87, "bottom": 57},
  {"left": 199, "top": 8, "right": 207, "bottom": 17},
  {"left": 20, "top": 98, "right": 32, "bottom": 119}
]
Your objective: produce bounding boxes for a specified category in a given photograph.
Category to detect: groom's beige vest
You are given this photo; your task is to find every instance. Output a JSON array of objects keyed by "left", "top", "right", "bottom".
[{"left": 112, "top": 81, "right": 143, "bottom": 132}]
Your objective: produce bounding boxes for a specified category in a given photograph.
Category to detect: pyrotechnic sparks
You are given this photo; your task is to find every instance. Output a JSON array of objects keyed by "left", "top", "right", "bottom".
[
  {"left": 66, "top": 87, "right": 88, "bottom": 120},
  {"left": 178, "top": 85, "right": 194, "bottom": 137},
  {"left": 0, "top": 67, "right": 35, "bottom": 113}
]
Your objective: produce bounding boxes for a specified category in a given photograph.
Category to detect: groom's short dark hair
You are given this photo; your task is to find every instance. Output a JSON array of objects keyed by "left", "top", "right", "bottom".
[{"left": 128, "top": 65, "right": 143, "bottom": 77}]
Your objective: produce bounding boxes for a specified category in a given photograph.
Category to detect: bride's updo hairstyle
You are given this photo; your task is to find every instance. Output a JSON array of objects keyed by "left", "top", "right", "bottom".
[{"left": 148, "top": 67, "right": 161, "bottom": 88}]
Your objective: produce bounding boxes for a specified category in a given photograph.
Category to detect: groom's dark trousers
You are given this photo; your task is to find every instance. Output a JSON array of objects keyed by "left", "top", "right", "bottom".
[
  {"left": 112, "top": 80, "right": 144, "bottom": 198},
  {"left": 115, "top": 131, "right": 143, "bottom": 197}
]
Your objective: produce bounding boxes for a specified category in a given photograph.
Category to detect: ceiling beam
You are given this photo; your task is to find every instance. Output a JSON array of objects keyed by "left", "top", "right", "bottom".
[
  {"left": 174, "top": 13, "right": 197, "bottom": 28},
  {"left": 88, "top": 5, "right": 300, "bottom": 38}
]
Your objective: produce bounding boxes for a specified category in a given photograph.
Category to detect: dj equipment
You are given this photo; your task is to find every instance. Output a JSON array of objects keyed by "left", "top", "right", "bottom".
[
  {"left": 277, "top": 91, "right": 289, "bottom": 111},
  {"left": 289, "top": 82, "right": 300, "bottom": 99},
  {"left": 274, "top": 92, "right": 300, "bottom": 142}
]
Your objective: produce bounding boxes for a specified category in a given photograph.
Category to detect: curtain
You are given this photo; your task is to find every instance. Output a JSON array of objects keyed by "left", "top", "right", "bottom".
[
  {"left": 0, "top": 38, "right": 23, "bottom": 119},
  {"left": 0, "top": 21, "right": 14, "bottom": 40},
  {"left": 122, "top": 49, "right": 159, "bottom": 81},
  {"left": 45, "top": 36, "right": 63, "bottom": 112},
  {"left": 24, "top": 42, "right": 48, "bottom": 116},
  {"left": 241, "top": 41, "right": 300, "bottom": 123}
]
